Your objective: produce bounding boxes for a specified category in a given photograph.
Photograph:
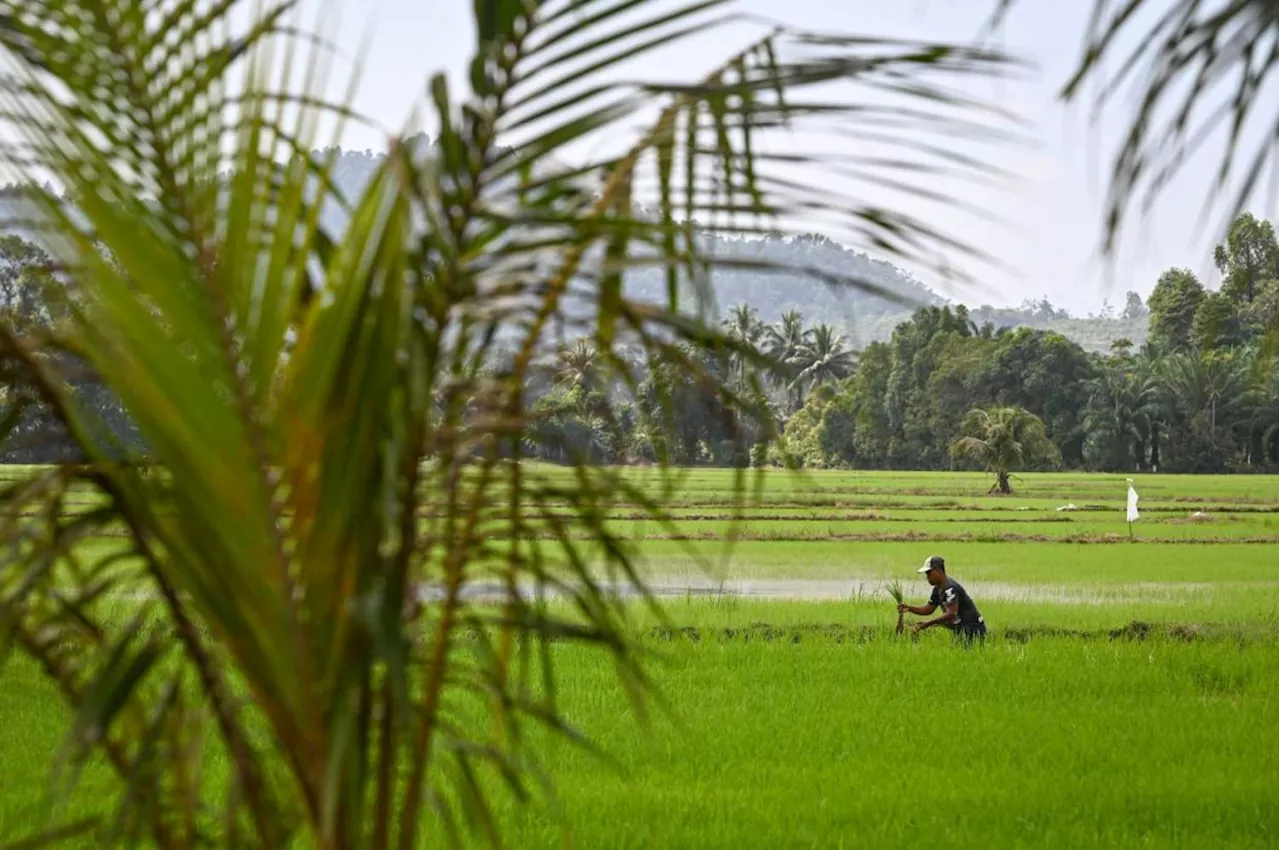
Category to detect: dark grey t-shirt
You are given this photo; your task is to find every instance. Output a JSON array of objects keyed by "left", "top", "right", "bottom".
[{"left": 929, "top": 578, "right": 983, "bottom": 631}]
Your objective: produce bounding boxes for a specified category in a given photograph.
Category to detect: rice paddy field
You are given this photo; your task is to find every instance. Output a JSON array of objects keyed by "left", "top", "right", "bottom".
[{"left": 0, "top": 468, "right": 1276, "bottom": 847}]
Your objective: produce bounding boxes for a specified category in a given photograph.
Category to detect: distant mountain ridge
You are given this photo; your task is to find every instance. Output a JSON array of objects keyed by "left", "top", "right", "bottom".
[{"left": 312, "top": 143, "right": 1142, "bottom": 352}]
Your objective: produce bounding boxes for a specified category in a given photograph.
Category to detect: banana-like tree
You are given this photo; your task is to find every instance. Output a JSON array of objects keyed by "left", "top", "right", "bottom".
[
  {"left": 0, "top": 0, "right": 1017, "bottom": 846},
  {"left": 950, "top": 406, "right": 1060, "bottom": 494}
]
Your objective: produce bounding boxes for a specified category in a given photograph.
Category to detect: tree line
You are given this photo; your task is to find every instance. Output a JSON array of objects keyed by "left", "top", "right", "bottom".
[
  {"left": 521, "top": 212, "right": 1279, "bottom": 475},
  {"left": 1, "top": 214, "right": 1276, "bottom": 474}
]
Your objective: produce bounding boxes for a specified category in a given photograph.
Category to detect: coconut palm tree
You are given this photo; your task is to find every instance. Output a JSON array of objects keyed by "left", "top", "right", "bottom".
[
  {"left": 764, "top": 309, "right": 809, "bottom": 411},
  {"left": 765, "top": 310, "right": 807, "bottom": 358},
  {"left": 722, "top": 303, "right": 766, "bottom": 391},
  {"left": 789, "top": 323, "right": 858, "bottom": 393},
  {"left": 950, "top": 406, "right": 1061, "bottom": 494},
  {"left": 724, "top": 304, "right": 766, "bottom": 349},
  {"left": 0, "top": 1, "right": 1025, "bottom": 845},
  {"left": 554, "top": 337, "right": 601, "bottom": 392}
]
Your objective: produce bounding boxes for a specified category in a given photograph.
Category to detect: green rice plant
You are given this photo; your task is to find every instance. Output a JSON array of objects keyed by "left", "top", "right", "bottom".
[
  {"left": 2, "top": 626, "right": 1276, "bottom": 849},
  {"left": 884, "top": 579, "right": 906, "bottom": 635}
]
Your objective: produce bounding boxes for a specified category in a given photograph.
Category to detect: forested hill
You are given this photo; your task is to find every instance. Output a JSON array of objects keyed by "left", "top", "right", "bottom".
[
  {"left": 0, "top": 142, "right": 1144, "bottom": 352},
  {"left": 317, "top": 144, "right": 1141, "bottom": 353}
]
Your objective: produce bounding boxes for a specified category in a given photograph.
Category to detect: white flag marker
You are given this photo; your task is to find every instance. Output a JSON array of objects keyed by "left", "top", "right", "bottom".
[{"left": 1126, "top": 479, "right": 1140, "bottom": 537}]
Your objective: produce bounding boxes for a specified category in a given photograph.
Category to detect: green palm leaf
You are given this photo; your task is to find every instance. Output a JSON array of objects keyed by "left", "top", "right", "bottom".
[
  {"left": 0, "top": 0, "right": 1022, "bottom": 846},
  {"left": 989, "top": 0, "right": 1278, "bottom": 256}
]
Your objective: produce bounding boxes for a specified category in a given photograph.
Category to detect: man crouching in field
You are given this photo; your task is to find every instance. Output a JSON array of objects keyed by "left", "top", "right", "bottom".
[{"left": 898, "top": 555, "right": 987, "bottom": 643}]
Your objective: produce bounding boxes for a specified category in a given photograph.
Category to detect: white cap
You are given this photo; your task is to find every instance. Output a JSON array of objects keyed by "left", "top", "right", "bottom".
[{"left": 918, "top": 555, "right": 944, "bottom": 573}]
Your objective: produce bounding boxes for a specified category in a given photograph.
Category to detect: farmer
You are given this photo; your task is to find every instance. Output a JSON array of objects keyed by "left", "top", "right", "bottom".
[{"left": 898, "top": 555, "right": 987, "bottom": 643}]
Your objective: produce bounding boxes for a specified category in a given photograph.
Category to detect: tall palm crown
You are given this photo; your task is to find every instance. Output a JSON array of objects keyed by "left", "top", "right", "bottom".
[
  {"left": 764, "top": 309, "right": 809, "bottom": 409},
  {"left": 554, "top": 338, "right": 601, "bottom": 392},
  {"left": 724, "top": 304, "right": 766, "bottom": 348},
  {"left": 722, "top": 303, "right": 767, "bottom": 391},
  {"left": 765, "top": 310, "right": 807, "bottom": 360},
  {"left": 790, "top": 323, "right": 858, "bottom": 390}
]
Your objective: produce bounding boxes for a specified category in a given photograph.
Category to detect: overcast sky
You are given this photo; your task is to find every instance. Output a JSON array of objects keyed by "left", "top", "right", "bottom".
[{"left": 179, "top": 2, "right": 1280, "bottom": 313}]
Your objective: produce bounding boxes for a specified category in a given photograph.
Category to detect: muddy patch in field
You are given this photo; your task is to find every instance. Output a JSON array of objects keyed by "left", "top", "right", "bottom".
[
  {"left": 646, "top": 620, "right": 1263, "bottom": 644},
  {"left": 616, "top": 530, "right": 1275, "bottom": 544},
  {"left": 565, "top": 513, "right": 1092, "bottom": 523},
  {"left": 492, "top": 500, "right": 1279, "bottom": 513},
  {"left": 413, "top": 577, "right": 1225, "bottom": 606},
  {"left": 621, "top": 577, "right": 1222, "bottom": 604}
]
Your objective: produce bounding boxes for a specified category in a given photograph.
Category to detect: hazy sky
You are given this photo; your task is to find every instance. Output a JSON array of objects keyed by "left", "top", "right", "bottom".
[{"left": 263, "top": 1, "right": 1279, "bottom": 313}]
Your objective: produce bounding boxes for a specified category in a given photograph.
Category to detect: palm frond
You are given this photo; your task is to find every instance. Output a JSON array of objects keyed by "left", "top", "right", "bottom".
[
  {"left": 989, "top": 0, "right": 1278, "bottom": 256},
  {"left": 0, "top": 0, "right": 1022, "bottom": 846}
]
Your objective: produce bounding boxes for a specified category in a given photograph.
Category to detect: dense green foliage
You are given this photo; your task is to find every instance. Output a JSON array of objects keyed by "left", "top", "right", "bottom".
[
  {"left": 3, "top": 211, "right": 1275, "bottom": 473},
  {"left": 523, "top": 212, "right": 1279, "bottom": 474}
]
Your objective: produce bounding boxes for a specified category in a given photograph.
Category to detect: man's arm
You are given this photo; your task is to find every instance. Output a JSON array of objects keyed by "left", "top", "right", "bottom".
[
  {"left": 900, "top": 603, "right": 937, "bottom": 616},
  {"left": 916, "top": 601, "right": 959, "bottom": 630}
]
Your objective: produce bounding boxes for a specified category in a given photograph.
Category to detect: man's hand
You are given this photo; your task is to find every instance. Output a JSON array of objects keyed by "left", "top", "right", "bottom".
[
  {"left": 912, "top": 622, "right": 927, "bottom": 634},
  {"left": 897, "top": 603, "right": 909, "bottom": 614}
]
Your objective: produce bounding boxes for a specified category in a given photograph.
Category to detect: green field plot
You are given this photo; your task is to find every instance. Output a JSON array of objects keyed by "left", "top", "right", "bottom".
[{"left": 1, "top": 467, "right": 1275, "bottom": 847}]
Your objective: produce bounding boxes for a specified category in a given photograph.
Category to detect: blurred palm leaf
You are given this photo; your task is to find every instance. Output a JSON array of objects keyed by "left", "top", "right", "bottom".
[
  {"left": 990, "top": 0, "right": 1278, "bottom": 255},
  {"left": 0, "top": 0, "right": 1019, "bottom": 846}
]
